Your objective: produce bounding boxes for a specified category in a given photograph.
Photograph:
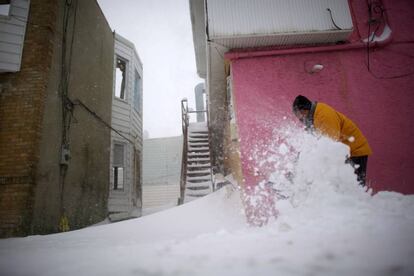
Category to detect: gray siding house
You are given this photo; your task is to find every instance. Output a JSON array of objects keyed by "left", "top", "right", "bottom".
[
  {"left": 0, "top": 0, "right": 30, "bottom": 73},
  {"left": 108, "top": 33, "right": 143, "bottom": 221}
]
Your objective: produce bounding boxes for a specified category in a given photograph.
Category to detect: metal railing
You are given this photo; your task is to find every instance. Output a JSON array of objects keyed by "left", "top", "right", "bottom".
[{"left": 178, "top": 98, "right": 208, "bottom": 204}]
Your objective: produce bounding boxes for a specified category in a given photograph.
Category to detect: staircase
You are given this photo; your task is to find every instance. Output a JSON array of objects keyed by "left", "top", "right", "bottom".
[
  {"left": 179, "top": 99, "right": 213, "bottom": 204},
  {"left": 184, "top": 122, "right": 213, "bottom": 203}
]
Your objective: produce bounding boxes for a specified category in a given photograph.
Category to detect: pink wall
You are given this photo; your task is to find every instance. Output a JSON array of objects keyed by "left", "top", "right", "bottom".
[{"left": 229, "top": 0, "right": 414, "bottom": 194}]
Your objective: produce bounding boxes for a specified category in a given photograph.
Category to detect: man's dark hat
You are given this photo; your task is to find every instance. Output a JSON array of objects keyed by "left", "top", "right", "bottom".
[{"left": 293, "top": 95, "right": 312, "bottom": 112}]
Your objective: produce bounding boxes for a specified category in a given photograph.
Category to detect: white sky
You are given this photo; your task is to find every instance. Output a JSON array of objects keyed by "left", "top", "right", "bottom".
[{"left": 97, "top": 0, "right": 203, "bottom": 138}]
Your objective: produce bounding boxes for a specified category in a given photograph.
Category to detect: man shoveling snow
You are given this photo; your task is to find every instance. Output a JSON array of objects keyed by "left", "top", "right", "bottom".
[{"left": 292, "top": 95, "right": 372, "bottom": 186}]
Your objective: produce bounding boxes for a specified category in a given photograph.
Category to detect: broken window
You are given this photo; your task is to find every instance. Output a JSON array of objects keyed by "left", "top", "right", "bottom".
[
  {"left": 115, "top": 57, "right": 127, "bottom": 100},
  {"left": 0, "top": 0, "right": 11, "bottom": 16},
  {"left": 133, "top": 70, "right": 142, "bottom": 113},
  {"left": 112, "top": 143, "right": 125, "bottom": 190}
]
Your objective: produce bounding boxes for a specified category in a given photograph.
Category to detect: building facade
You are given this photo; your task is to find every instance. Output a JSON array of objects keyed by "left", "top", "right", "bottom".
[
  {"left": 142, "top": 136, "right": 182, "bottom": 212},
  {"left": 190, "top": 0, "right": 414, "bottom": 194},
  {"left": 108, "top": 33, "right": 143, "bottom": 221},
  {"left": 0, "top": 0, "right": 114, "bottom": 237}
]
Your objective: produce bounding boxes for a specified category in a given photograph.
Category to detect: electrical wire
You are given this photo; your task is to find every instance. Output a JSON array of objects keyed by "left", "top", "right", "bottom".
[
  {"left": 326, "top": 8, "right": 343, "bottom": 30},
  {"left": 58, "top": 0, "right": 78, "bottom": 228},
  {"left": 365, "top": 0, "right": 414, "bottom": 79},
  {"left": 72, "top": 99, "right": 135, "bottom": 145}
]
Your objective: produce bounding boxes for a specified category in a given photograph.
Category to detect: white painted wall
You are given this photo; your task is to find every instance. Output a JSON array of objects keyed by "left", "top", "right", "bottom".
[
  {"left": 0, "top": 0, "right": 30, "bottom": 72},
  {"left": 143, "top": 136, "right": 182, "bottom": 209},
  {"left": 205, "top": 0, "right": 353, "bottom": 48},
  {"left": 142, "top": 185, "right": 180, "bottom": 210}
]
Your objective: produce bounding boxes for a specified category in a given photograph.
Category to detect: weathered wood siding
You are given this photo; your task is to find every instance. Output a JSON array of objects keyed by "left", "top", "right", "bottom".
[
  {"left": 0, "top": 0, "right": 30, "bottom": 72},
  {"left": 108, "top": 33, "right": 143, "bottom": 214}
]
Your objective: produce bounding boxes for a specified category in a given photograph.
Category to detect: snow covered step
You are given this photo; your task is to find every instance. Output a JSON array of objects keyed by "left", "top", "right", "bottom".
[
  {"left": 188, "top": 157, "right": 210, "bottom": 162},
  {"left": 187, "top": 176, "right": 211, "bottom": 182},
  {"left": 185, "top": 189, "right": 211, "bottom": 197},
  {"left": 188, "top": 138, "right": 209, "bottom": 142},
  {"left": 187, "top": 175, "right": 211, "bottom": 180},
  {"left": 189, "top": 137, "right": 208, "bottom": 142},
  {"left": 188, "top": 152, "right": 209, "bottom": 156},
  {"left": 187, "top": 169, "right": 210, "bottom": 174},
  {"left": 188, "top": 122, "right": 208, "bottom": 130},
  {"left": 188, "top": 138, "right": 210, "bottom": 143},
  {"left": 187, "top": 163, "right": 211, "bottom": 169},
  {"left": 189, "top": 142, "right": 209, "bottom": 146},
  {"left": 183, "top": 195, "right": 201, "bottom": 203},
  {"left": 187, "top": 168, "right": 211, "bottom": 173},
  {"left": 189, "top": 143, "right": 209, "bottom": 148},
  {"left": 187, "top": 169, "right": 211, "bottom": 176},
  {"left": 188, "top": 147, "right": 210, "bottom": 153},
  {"left": 188, "top": 146, "right": 209, "bottom": 151},
  {"left": 188, "top": 150, "right": 209, "bottom": 153},
  {"left": 188, "top": 151, "right": 210, "bottom": 155},
  {"left": 187, "top": 171, "right": 210, "bottom": 180},
  {"left": 188, "top": 153, "right": 209, "bottom": 157},
  {"left": 188, "top": 129, "right": 208, "bottom": 135},
  {"left": 189, "top": 134, "right": 208, "bottom": 138},
  {"left": 187, "top": 163, "right": 210, "bottom": 167},
  {"left": 188, "top": 162, "right": 210, "bottom": 167},
  {"left": 186, "top": 181, "right": 212, "bottom": 189},
  {"left": 189, "top": 148, "right": 208, "bottom": 151}
]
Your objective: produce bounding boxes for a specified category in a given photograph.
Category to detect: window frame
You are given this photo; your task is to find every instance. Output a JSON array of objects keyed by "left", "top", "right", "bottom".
[
  {"left": 133, "top": 69, "right": 142, "bottom": 113},
  {"left": 112, "top": 142, "right": 126, "bottom": 191},
  {"left": 114, "top": 56, "right": 128, "bottom": 102},
  {"left": 0, "top": 1, "right": 11, "bottom": 17}
]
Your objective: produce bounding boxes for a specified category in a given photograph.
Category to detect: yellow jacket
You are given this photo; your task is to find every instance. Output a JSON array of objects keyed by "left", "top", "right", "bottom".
[{"left": 313, "top": 103, "right": 372, "bottom": 157}]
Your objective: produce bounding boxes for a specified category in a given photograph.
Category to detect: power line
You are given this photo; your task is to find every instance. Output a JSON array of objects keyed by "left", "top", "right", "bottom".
[{"left": 72, "top": 99, "right": 135, "bottom": 145}]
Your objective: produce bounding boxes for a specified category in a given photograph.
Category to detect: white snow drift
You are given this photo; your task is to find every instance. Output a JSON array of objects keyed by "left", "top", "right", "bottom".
[{"left": 1, "top": 125, "right": 413, "bottom": 276}]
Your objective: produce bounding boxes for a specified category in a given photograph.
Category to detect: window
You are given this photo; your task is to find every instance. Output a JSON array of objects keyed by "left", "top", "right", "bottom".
[
  {"left": 115, "top": 57, "right": 127, "bottom": 100},
  {"left": 112, "top": 144, "right": 125, "bottom": 190},
  {"left": 133, "top": 70, "right": 142, "bottom": 112},
  {"left": 0, "top": 1, "right": 11, "bottom": 16}
]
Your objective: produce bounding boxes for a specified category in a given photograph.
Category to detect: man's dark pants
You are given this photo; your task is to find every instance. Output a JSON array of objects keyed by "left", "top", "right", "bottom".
[{"left": 348, "top": 156, "right": 368, "bottom": 186}]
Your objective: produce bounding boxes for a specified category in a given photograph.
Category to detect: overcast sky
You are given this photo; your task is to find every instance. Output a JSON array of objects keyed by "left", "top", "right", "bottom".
[{"left": 97, "top": 0, "right": 203, "bottom": 138}]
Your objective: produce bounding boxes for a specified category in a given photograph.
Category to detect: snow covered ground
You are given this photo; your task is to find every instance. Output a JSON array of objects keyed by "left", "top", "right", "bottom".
[{"left": 1, "top": 128, "right": 413, "bottom": 276}]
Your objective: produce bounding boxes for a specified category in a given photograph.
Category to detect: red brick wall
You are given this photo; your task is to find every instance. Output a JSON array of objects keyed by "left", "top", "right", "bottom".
[{"left": 0, "top": 0, "right": 58, "bottom": 237}]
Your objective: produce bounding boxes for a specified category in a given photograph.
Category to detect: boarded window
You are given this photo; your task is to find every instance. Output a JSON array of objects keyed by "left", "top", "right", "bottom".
[
  {"left": 115, "top": 57, "right": 127, "bottom": 100},
  {"left": 0, "top": 1, "right": 11, "bottom": 16},
  {"left": 133, "top": 70, "right": 142, "bottom": 113},
  {"left": 113, "top": 144, "right": 125, "bottom": 190}
]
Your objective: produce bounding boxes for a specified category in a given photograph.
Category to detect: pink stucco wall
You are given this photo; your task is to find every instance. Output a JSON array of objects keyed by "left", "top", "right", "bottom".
[{"left": 230, "top": 0, "right": 414, "bottom": 194}]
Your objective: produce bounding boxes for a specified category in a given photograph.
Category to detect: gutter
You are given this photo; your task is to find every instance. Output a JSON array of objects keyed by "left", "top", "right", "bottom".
[
  {"left": 225, "top": 0, "right": 394, "bottom": 61},
  {"left": 225, "top": 24, "right": 393, "bottom": 61}
]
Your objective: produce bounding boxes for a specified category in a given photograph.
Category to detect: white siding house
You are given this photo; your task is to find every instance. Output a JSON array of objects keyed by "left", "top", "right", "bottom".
[
  {"left": 0, "top": 0, "right": 30, "bottom": 72},
  {"left": 108, "top": 33, "right": 143, "bottom": 221},
  {"left": 142, "top": 136, "right": 182, "bottom": 213},
  {"left": 206, "top": 0, "right": 353, "bottom": 49}
]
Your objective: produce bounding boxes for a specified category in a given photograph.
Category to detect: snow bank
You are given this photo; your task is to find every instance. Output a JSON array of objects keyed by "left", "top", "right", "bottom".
[{"left": 0, "top": 124, "right": 413, "bottom": 276}]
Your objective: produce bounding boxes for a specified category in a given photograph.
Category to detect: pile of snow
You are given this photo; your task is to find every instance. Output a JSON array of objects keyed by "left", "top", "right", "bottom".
[{"left": 1, "top": 124, "right": 413, "bottom": 276}]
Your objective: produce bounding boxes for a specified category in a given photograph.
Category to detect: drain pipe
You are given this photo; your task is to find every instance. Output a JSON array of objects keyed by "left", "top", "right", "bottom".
[{"left": 194, "top": 83, "right": 206, "bottom": 122}]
